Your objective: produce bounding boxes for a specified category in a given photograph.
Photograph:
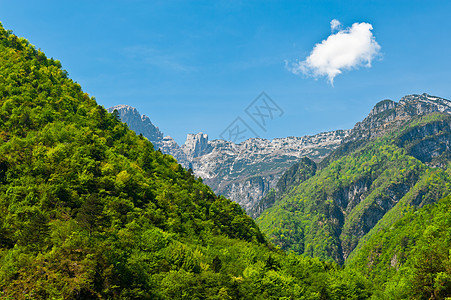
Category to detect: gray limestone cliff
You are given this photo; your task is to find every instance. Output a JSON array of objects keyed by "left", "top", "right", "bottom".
[
  {"left": 187, "top": 131, "right": 349, "bottom": 213},
  {"left": 348, "top": 93, "right": 451, "bottom": 141},
  {"left": 182, "top": 133, "right": 211, "bottom": 161}
]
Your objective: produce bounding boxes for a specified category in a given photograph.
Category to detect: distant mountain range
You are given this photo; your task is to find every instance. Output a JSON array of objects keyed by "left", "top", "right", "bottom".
[{"left": 107, "top": 105, "right": 349, "bottom": 212}]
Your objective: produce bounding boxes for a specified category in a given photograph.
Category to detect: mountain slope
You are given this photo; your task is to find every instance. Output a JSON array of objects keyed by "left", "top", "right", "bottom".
[
  {"left": 257, "top": 95, "right": 451, "bottom": 264},
  {"left": 0, "top": 22, "right": 373, "bottom": 299},
  {"left": 348, "top": 195, "right": 451, "bottom": 299},
  {"left": 249, "top": 156, "right": 317, "bottom": 218},
  {"left": 106, "top": 104, "right": 191, "bottom": 167}
]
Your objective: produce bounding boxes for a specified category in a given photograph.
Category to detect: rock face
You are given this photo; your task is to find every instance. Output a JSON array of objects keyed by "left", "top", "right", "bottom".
[
  {"left": 107, "top": 105, "right": 164, "bottom": 147},
  {"left": 182, "top": 133, "right": 210, "bottom": 161},
  {"left": 159, "top": 136, "right": 190, "bottom": 168},
  {"left": 107, "top": 105, "right": 191, "bottom": 168},
  {"left": 396, "top": 119, "right": 451, "bottom": 167},
  {"left": 107, "top": 104, "right": 350, "bottom": 213},
  {"left": 189, "top": 131, "right": 349, "bottom": 212},
  {"left": 322, "top": 93, "right": 451, "bottom": 167}
]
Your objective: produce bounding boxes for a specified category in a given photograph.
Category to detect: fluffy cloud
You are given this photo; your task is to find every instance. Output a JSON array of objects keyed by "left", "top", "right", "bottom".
[
  {"left": 330, "top": 19, "right": 341, "bottom": 31},
  {"left": 289, "top": 21, "right": 381, "bottom": 85}
]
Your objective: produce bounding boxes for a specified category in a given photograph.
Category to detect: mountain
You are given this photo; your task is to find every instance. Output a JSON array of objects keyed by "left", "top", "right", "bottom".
[
  {"left": 189, "top": 131, "right": 349, "bottom": 213},
  {"left": 107, "top": 105, "right": 350, "bottom": 213},
  {"left": 256, "top": 94, "right": 451, "bottom": 264},
  {"left": 350, "top": 93, "right": 451, "bottom": 141},
  {"left": 0, "top": 22, "right": 374, "bottom": 299},
  {"left": 2, "top": 22, "right": 451, "bottom": 298},
  {"left": 106, "top": 105, "right": 191, "bottom": 167},
  {"left": 107, "top": 104, "right": 164, "bottom": 146},
  {"left": 249, "top": 156, "right": 317, "bottom": 218}
]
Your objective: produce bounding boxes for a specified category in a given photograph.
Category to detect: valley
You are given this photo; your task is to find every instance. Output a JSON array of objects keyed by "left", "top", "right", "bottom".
[{"left": 0, "top": 19, "right": 450, "bottom": 299}]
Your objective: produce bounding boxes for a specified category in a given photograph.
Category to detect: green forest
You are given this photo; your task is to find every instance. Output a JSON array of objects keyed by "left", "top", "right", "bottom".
[{"left": 0, "top": 21, "right": 450, "bottom": 299}]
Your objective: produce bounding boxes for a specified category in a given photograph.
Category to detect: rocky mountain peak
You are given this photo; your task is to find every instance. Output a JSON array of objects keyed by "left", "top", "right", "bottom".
[
  {"left": 107, "top": 105, "right": 164, "bottom": 147},
  {"left": 349, "top": 93, "right": 451, "bottom": 141},
  {"left": 368, "top": 99, "right": 397, "bottom": 117},
  {"left": 108, "top": 105, "right": 350, "bottom": 213},
  {"left": 182, "top": 132, "right": 211, "bottom": 159},
  {"left": 159, "top": 136, "right": 190, "bottom": 168}
]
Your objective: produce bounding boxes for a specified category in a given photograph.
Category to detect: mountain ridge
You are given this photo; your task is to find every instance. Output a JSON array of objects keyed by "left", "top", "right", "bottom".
[
  {"left": 108, "top": 104, "right": 350, "bottom": 213},
  {"left": 347, "top": 93, "right": 451, "bottom": 142}
]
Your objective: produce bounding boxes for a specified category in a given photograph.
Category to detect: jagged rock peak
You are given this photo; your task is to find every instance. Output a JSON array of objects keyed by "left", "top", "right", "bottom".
[
  {"left": 107, "top": 105, "right": 164, "bottom": 145},
  {"left": 108, "top": 104, "right": 136, "bottom": 112},
  {"left": 182, "top": 132, "right": 211, "bottom": 159},
  {"left": 349, "top": 93, "right": 451, "bottom": 142},
  {"left": 108, "top": 104, "right": 351, "bottom": 213},
  {"left": 159, "top": 136, "right": 190, "bottom": 168},
  {"left": 161, "top": 136, "right": 178, "bottom": 145},
  {"left": 366, "top": 94, "right": 451, "bottom": 119},
  {"left": 369, "top": 99, "right": 397, "bottom": 116},
  {"left": 399, "top": 93, "right": 448, "bottom": 103}
]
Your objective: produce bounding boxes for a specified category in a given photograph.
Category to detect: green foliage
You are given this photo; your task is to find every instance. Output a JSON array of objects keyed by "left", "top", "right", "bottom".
[
  {"left": 250, "top": 156, "right": 317, "bottom": 218},
  {"left": 349, "top": 195, "right": 451, "bottom": 298},
  {"left": 3, "top": 20, "right": 450, "bottom": 299}
]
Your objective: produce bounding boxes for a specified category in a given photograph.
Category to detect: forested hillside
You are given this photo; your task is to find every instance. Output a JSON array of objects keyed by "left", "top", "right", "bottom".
[
  {"left": 349, "top": 194, "right": 451, "bottom": 299},
  {"left": 257, "top": 111, "right": 451, "bottom": 263},
  {"left": 0, "top": 22, "right": 375, "bottom": 299}
]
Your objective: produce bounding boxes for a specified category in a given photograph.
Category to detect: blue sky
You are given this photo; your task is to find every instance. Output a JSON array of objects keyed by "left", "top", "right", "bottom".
[{"left": 1, "top": 1, "right": 450, "bottom": 144}]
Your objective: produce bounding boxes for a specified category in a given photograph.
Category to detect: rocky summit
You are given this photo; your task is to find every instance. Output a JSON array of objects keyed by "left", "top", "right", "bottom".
[
  {"left": 347, "top": 93, "right": 451, "bottom": 142},
  {"left": 107, "top": 105, "right": 164, "bottom": 146},
  {"left": 107, "top": 105, "right": 191, "bottom": 167},
  {"left": 107, "top": 104, "right": 349, "bottom": 213}
]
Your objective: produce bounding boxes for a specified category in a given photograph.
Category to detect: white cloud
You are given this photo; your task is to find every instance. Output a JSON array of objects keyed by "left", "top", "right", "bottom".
[
  {"left": 288, "top": 21, "right": 381, "bottom": 85},
  {"left": 330, "top": 19, "right": 341, "bottom": 31}
]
